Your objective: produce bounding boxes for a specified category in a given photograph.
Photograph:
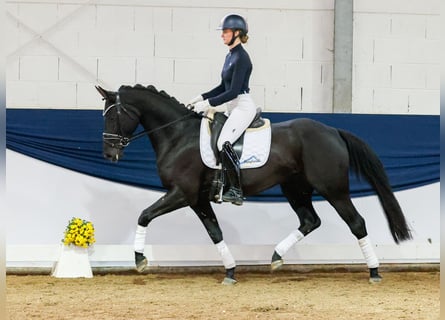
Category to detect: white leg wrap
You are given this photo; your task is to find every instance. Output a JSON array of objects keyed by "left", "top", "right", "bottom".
[
  {"left": 275, "top": 230, "right": 304, "bottom": 257},
  {"left": 215, "top": 241, "right": 236, "bottom": 269},
  {"left": 358, "top": 235, "right": 379, "bottom": 268},
  {"left": 134, "top": 225, "right": 147, "bottom": 253}
]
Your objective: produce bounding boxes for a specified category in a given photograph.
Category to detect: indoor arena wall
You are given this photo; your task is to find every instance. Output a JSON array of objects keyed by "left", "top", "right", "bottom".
[{"left": 5, "top": 0, "right": 440, "bottom": 113}]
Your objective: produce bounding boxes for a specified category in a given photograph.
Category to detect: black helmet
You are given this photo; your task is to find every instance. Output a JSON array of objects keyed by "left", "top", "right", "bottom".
[{"left": 217, "top": 14, "right": 248, "bottom": 34}]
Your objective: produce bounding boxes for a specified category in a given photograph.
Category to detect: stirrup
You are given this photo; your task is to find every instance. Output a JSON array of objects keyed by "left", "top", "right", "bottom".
[{"left": 222, "top": 187, "right": 243, "bottom": 206}]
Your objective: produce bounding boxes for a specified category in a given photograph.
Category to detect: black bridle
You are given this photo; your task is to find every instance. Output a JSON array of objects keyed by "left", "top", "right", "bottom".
[{"left": 102, "top": 93, "right": 197, "bottom": 149}]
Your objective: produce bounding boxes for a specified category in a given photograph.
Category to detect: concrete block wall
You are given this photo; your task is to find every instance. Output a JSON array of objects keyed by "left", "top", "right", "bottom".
[
  {"left": 5, "top": 0, "right": 439, "bottom": 115},
  {"left": 352, "top": 0, "right": 440, "bottom": 114},
  {"left": 5, "top": 0, "right": 334, "bottom": 111}
]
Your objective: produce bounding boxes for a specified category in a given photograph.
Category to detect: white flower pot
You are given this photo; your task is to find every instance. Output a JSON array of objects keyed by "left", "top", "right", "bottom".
[{"left": 51, "top": 245, "right": 93, "bottom": 278}]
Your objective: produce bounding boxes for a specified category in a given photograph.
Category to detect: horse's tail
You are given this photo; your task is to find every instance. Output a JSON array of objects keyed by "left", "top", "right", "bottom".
[{"left": 338, "top": 129, "right": 412, "bottom": 243}]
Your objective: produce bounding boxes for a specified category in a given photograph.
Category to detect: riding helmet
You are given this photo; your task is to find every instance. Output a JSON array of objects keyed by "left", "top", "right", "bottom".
[{"left": 217, "top": 14, "right": 248, "bottom": 34}]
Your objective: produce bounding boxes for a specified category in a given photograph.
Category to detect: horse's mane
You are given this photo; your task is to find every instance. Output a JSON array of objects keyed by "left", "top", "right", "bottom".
[{"left": 119, "top": 84, "right": 186, "bottom": 108}]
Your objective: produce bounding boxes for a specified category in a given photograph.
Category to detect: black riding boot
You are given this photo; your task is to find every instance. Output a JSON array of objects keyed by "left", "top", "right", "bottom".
[{"left": 220, "top": 141, "right": 243, "bottom": 206}]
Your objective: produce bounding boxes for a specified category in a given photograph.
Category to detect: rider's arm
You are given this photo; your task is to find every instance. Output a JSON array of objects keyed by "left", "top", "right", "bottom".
[
  {"left": 202, "top": 81, "right": 225, "bottom": 100},
  {"left": 206, "top": 58, "right": 250, "bottom": 107}
]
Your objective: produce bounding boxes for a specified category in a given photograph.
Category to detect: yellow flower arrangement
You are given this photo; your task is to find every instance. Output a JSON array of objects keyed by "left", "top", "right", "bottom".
[{"left": 62, "top": 217, "right": 96, "bottom": 248}]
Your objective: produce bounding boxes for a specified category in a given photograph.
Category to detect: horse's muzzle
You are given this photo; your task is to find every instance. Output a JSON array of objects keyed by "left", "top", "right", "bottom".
[
  {"left": 103, "top": 144, "right": 124, "bottom": 162},
  {"left": 104, "top": 152, "right": 120, "bottom": 162}
]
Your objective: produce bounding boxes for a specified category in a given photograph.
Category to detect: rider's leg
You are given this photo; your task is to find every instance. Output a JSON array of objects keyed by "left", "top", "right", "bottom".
[
  {"left": 220, "top": 142, "right": 243, "bottom": 205},
  {"left": 217, "top": 95, "right": 256, "bottom": 205},
  {"left": 217, "top": 94, "right": 257, "bottom": 151}
]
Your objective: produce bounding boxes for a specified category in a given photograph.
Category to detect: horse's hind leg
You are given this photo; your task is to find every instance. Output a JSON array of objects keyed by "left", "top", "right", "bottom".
[
  {"left": 327, "top": 196, "right": 382, "bottom": 283},
  {"left": 191, "top": 200, "right": 237, "bottom": 285},
  {"left": 272, "top": 179, "right": 321, "bottom": 270}
]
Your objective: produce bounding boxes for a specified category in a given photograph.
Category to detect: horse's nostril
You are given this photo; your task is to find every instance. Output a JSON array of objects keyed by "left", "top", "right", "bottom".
[
  {"left": 103, "top": 153, "right": 114, "bottom": 161},
  {"left": 103, "top": 151, "right": 121, "bottom": 162}
]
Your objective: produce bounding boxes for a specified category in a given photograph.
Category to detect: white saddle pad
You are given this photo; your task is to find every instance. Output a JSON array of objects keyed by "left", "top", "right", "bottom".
[{"left": 199, "top": 116, "right": 272, "bottom": 169}]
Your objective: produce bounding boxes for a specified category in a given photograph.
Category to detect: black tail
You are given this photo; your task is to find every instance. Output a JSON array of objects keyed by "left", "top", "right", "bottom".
[{"left": 338, "top": 129, "right": 412, "bottom": 243}]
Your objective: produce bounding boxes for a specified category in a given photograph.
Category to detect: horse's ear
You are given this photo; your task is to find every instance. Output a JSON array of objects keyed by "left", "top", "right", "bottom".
[{"left": 95, "top": 85, "right": 114, "bottom": 101}]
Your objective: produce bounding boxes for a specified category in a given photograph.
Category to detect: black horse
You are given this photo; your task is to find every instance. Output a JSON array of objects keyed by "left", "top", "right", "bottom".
[{"left": 97, "top": 84, "right": 411, "bottom": 284}]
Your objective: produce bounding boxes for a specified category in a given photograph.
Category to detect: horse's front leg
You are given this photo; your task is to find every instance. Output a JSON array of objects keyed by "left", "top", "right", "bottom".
[
  {"left": 191, "top": 200, "right": 237, "bottom": 285},
  {"left": 134, "top": 187, "right": 188, "bottom": 272}
]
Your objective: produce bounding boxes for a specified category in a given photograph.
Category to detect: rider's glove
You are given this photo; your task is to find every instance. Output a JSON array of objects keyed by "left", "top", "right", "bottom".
[{"left": 193, "top": 100, "right": 210, "bottom": 114}]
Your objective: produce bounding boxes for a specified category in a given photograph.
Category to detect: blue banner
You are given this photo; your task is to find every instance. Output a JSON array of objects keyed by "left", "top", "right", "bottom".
[{"left": 6, "top": 109, "right": 439, "bottom": 201}]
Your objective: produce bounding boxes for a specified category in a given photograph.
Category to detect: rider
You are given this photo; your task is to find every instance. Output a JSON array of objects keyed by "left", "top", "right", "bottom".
[{"left": 189, "top": 14, "right": 257, "bottom": 206}]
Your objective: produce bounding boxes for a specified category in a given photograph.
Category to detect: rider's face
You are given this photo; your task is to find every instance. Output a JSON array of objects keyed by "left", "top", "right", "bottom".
[
  {"left": 221, "top": 29, "right": 233, "bottom": 45},
  {"left": 221, "top": 29, "right": 239, "bottom": 46}
]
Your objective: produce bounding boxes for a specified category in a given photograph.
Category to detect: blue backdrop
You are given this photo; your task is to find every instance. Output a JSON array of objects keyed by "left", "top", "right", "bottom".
[{"left": 6, "top": 109, "right": 439, "bottom": 201}]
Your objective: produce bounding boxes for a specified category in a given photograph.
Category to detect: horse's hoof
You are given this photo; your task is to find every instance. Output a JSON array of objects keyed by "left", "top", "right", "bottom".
[
  {"left": 135, "top": 252, "right": 148, "bottom": 273},
  {"left": 369, "top": 267, "right": 382, "bottom": 283},
  {"left": 136, "top": 258, "right": 147, "bottom": 273},
  {"left": 369, "top": 275, "right": 382, "bottom": 284},
  {"left": 221, "top": 277, "right": 237, "bottom": 285},
  {"left": 271, "top": 259, "right": 284, "bottom": 271}
]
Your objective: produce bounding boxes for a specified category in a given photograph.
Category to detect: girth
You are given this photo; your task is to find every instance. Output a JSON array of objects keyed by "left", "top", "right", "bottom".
[{"left": 209, "top": 108, "right": 265, "bottom": 163}]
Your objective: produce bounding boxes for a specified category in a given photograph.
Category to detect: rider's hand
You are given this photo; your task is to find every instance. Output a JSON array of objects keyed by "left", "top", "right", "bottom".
[{"left": 193, "top": 100, "right": 210, "bottom": 114}]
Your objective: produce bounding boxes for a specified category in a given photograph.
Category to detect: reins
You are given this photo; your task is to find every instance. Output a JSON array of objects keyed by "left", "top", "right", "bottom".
[
  {"left": 129, "top": 112, "right": 198, "bottom": 141},
  {"left": 103, "top": 94, "right": 202, "bottom": 148}
]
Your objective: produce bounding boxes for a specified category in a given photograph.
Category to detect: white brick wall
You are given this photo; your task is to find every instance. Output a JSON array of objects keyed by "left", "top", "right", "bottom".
[
  {"left": 5, "top": 0, "right": 439, "bottom": 115},
  {"left": 58, "top": 56, "right": 97, "bottom": 82},
  {"left": 19, "top": 55, "right": 58, "bottom": 81},
  {"left": 352, "top": 0, "right": 439, "bottom": 114}
]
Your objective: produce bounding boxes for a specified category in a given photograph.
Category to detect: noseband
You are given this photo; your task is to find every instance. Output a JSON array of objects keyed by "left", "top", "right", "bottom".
[
  {"left": 102, "top": 94, "right": 138, "bottom": 149},
  {"left": 102, "top": 93, "right": 197, "bottom": 149}
]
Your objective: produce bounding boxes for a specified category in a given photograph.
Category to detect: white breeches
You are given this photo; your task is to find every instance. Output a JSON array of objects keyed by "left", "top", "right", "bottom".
[{"left": 217, "top": 94, "right": 257, "bottom": 151}]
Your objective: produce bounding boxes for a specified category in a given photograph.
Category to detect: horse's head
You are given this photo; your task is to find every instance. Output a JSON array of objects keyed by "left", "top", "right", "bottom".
[{"left": 96, "top": 85, "right": 141, "bottom": 162}]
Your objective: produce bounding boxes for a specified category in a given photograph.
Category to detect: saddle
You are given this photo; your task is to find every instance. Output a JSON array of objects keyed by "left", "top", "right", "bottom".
[{"left": 209, "top": 108, "right": 265, "bottom": 162}]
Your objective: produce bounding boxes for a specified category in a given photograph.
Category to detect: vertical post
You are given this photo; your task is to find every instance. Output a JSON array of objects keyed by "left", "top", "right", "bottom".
[
  {"left": 0, "top": 0, "right": 6, "bottom": 318},
  {"left": 333, "top": 0, "right": 353, "bottom": 113},
  {"left": 0, "top": 0, "right": 4, "bottom": 190}
]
